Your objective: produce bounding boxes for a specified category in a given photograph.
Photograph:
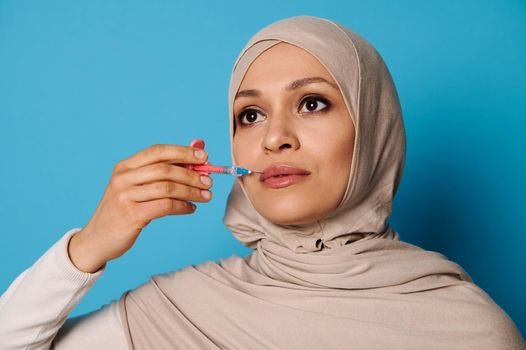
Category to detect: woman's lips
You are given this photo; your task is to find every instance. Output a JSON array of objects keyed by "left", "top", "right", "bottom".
[
  {"left": 259, "top": 164, "right": 311, "bottom": 189},
  {"left": 261, "top": 174, "right": 310, "bottom": 188}
]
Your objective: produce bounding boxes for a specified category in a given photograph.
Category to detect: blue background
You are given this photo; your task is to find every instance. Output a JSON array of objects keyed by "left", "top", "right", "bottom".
[{"left": 1, "top": 0, "right": 525, "bottom": 337}]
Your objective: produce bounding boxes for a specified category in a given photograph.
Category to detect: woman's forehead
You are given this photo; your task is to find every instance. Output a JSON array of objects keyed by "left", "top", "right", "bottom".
[{"left": 235, "top": 42, "right": 338, "bottom": 93}]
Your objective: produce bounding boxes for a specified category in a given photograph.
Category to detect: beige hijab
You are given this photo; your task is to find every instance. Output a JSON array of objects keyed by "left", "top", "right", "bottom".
[{"left": 117, "top": 15, "right": 525, "bottom": 349}]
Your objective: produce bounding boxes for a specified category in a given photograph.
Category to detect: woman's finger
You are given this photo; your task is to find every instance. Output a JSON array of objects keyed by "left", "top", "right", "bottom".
[
  {"left": 115, "top": 144, "right": 208, "bottom": 172},
  {"left": 118, "top": 162, "right": 213, "bottom": 190},
  {"left": 134, "top": 198, "right": 197, "bottom": 222},
  {"left": 126, "top": 181, "right": 212, "bottom": 203}
]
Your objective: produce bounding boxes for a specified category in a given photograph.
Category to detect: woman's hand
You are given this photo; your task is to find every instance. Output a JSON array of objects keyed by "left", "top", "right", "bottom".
[{"left": 67, "top": 144, "right": 213, "bottom": 273}]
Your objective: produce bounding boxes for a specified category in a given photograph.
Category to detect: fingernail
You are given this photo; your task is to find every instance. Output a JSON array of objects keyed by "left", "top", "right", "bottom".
[
  {"left": 200, "top": 175, "right": 212, "bottom": 186},
  {"left": 194, "top": 149, "right": 206, "bottom": 159},
  {"left": 201, "top": 190, "right": 211, "bottom": 199}
]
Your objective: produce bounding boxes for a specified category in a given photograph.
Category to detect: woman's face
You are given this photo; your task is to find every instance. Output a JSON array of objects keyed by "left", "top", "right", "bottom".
[{"left": 232, "top": 42, "right": 356, "bottom": 226}]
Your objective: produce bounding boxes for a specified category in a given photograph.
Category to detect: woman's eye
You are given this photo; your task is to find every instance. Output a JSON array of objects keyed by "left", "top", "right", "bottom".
[
  {"left": 300, "top": 97, "right": 329, "bottom": 113},
  {"left": 238, "top": 109, "right": 266, "bottom": 126}
]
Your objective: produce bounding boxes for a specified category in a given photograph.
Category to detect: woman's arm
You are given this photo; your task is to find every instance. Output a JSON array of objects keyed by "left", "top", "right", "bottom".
[
  {"left": 51, "top": 299, "right": 127, "bottom": 349},
  {"left": 0, "top": 228, "right": 128, "bottom": 350},
  {"left": 0, "top": 144, "right": 213, "bottom": 349}
]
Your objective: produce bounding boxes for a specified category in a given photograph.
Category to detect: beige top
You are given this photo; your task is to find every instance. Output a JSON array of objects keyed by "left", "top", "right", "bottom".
[
  {"left": 0, "top": 228, "right": 128, "bottom": 349},
  {"left": 2, "top": 227, "right": 523, "bottom": 349}
]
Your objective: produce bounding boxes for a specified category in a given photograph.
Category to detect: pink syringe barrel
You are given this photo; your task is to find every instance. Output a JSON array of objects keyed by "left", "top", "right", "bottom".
[{"left": 186, "top": 164, "right": 225, "bottom": 175}]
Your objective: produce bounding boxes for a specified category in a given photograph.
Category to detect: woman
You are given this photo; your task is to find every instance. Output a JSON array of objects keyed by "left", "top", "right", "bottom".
[{"left": 0, "top": 15, "right": 524, "bottom": 349}]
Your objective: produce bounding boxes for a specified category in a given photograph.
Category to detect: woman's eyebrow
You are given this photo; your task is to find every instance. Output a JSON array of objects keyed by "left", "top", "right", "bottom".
[{"left": 235, "top": 76, "right": 338, "bottom": 99}]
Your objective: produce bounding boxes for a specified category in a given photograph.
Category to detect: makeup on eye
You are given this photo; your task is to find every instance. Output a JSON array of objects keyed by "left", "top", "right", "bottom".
[
  {"left": 299, "top": 95, "right": 330, "bottom": 114},
  {"left": 236, "top": 95, "right": 332, "bottom": 127}
]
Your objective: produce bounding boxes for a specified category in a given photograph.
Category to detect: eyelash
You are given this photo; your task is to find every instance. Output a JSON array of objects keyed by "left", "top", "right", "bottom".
[{"left": 236, "top": 95, "right": 331, "bottom": 127}]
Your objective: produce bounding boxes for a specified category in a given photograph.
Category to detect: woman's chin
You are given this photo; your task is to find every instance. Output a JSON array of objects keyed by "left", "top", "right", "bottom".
[
  {"left": 254, "top": 200, "right": 321, "bottom": 226},
  {"left": 245, "top": 181, "right": 334, "bottom": 225}
]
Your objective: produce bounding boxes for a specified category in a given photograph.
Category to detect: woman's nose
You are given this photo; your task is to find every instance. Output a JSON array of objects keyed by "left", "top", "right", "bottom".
[{"left": 261, "top": 115, "right": 300, "bottom": 153}]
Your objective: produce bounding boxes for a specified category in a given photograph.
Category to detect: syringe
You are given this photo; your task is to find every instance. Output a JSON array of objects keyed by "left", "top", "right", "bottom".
[
  {"left": 186, "top": 164, "right": 259, "bottom": 177},
  {"left": 180, "top": 138, "right": 261, "bottom": 177}
]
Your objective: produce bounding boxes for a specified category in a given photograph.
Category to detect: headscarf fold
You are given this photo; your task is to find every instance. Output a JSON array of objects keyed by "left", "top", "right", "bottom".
[{"left": 117, "top": 15, "right": 525, "bottom": 349}]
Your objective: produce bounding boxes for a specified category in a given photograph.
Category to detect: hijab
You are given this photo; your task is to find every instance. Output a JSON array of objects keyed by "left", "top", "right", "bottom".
[{"left": 116, "top": 15, "right": 525, "bottom": 349}]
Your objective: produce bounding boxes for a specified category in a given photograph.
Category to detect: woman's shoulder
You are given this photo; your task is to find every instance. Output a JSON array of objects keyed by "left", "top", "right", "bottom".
[
  {"left": 427, "top": 280, "right": 525, "bottom": 347},
  {"left": 122, "top": 254, "right": 250, "bottom": 293}
]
